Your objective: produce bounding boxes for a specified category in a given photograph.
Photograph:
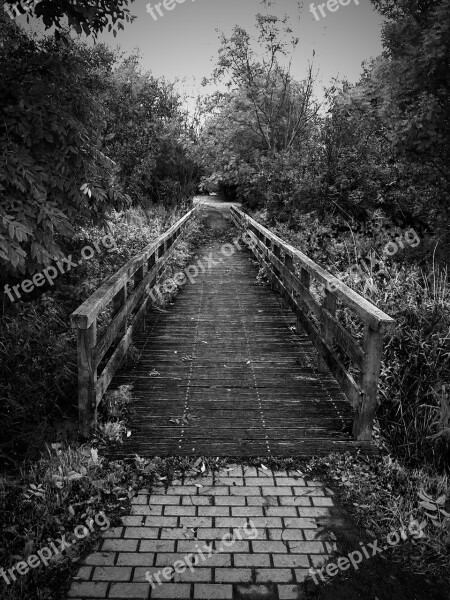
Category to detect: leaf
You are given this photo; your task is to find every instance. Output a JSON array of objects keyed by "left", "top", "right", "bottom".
[
  {"left": 90, "top": 448, "right": 99, "bottom": 464},
  {"left": 419, "top": 501, "right": 437, "bottom": 511},
  {"left": 23, "top": 539, "right": 34, "bottom": 558},
  {"left": 418, "top": 491, "right": 432, "bottom": 502}
]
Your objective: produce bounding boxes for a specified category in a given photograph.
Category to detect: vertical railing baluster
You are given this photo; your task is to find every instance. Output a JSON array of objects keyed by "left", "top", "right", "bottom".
[
  {"left": 282, "top": 252, "right": 294, "bottom": 309},
  {"left": 298, "top": 268, "right": 310, "bottom": 334},
  {"left": 113, "top": 284, "right": 127, "bottom": 339},
  {"left": 353, "top": 326, "right": 384, "bottom": 440},
  {"left": 318, "top": 289, "right": 337, "bottom": 373},
  {"left": 77, "top": 320, "right": 97, "bottom": 438}
]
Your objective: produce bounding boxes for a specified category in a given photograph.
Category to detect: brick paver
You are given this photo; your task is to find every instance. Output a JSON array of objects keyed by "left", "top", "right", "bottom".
[{"left": 67, "top": 466, "right": 336, "bottom": 599}]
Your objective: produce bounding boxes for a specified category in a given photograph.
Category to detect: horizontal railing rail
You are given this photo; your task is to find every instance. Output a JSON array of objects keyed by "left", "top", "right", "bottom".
[
  {"left": 230, "top": 205, "right": 395, "bottom": 441},
  {"left": 71, "top": 208, "right": 196, "bottom": 437}
]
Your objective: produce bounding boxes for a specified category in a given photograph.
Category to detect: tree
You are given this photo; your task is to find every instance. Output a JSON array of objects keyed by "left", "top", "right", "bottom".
[
  {"left": 209, "top": 14, "right": 318, "bottom": 157},
  {"left": 0, "top": 16, "right": 129, "bottom": 275},
  {"left": 102, "top": 53, "right": 200, "bottom": 207},
  {"left": 2, "top": 0, "right": 135, "bottom": 37},
  {"left": 198, "top": 12, "right": 319, "bottom": 214}
]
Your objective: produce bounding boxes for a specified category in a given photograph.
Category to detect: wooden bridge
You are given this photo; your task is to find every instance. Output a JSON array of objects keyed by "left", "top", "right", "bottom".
[{"left": 71, "top": 201, "right": 394, "bottom": 457}]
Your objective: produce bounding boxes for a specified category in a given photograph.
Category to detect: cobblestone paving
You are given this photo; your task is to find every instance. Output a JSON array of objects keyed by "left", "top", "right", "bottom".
[{"left": 67, "top": 466, "right": 336, "bottom": 600}]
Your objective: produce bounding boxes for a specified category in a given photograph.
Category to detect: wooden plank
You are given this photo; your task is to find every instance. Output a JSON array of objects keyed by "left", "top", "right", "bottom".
[
  {"left": 318, "top": 290, "right": 336, "bottom": 373},
  {"left": 353, "top": 326, "right": 384, "bottom": 440},
  {"left": 112, "top": 284, "right": 127, "bottom": 340},
  {"left": 77, "top": 322, "right": 97, "bottom": 438}
]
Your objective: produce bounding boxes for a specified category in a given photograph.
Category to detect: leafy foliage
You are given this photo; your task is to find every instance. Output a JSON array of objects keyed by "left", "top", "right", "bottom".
[
  {"left": 197, "top": 13, "right": 319, "bottom": 208},
  {"left": 0, "top": 16, "right": 199, "bottom": 278},
  {"left": 102, "top": 53, "right": 200, "bottom": 207},
  {"left": 3, "top": 0, "right": 135, "bottom": 37},
  {"left": 0, "top": 17, "right": 130, "bottom": 275}
]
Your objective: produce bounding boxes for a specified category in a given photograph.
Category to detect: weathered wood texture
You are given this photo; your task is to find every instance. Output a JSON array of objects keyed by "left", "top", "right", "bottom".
[
  {"left": 71, "top": 209, "right": 196, "bottom": 437},
  {"left": 107, "top": 212, "right": 375, "bottom": 458},
  {"left": 230, "top": 206, "right": 394, "bottom": 441}
]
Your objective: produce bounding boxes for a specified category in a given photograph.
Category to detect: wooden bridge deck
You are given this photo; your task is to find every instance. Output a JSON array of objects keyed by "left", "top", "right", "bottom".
[{"left": 109, "top": 206, "right": 370, "bottom": 458}]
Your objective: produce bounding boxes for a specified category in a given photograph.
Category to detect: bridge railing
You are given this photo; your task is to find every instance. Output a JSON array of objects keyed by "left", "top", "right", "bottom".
[
  {"left": 230, "top": 205, "right": 395, "bottom": 441},
  {"left": 71, "top": 208, "right": 196, "bottom": 437}
]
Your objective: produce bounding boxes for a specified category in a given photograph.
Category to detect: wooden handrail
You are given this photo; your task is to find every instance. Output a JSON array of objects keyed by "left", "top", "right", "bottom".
[
  {"left": 230, "top": 205, "right": 395, "bottom": 441},
  {"left": 71, "top": 208, "right": 196, "bottom": 438}
]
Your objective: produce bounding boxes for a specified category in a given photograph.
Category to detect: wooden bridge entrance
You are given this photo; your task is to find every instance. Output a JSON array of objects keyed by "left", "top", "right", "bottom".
[{"left": 71, "top": 201, "right": 394, "bottom": 457}]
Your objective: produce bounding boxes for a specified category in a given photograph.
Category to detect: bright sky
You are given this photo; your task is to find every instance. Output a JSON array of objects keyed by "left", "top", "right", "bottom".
[{"left": 20, "top": 0, "right": 384, "bottom": 107}]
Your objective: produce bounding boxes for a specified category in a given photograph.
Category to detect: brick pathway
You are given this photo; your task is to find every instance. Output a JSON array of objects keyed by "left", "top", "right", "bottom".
[{"left": 68, "top": 466, "right": 336, "bottom": 600}]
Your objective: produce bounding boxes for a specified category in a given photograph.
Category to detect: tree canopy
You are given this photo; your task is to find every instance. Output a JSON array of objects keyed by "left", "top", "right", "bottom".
[{"left": 3, "top": 0, "right": 135, "bottom": 37}]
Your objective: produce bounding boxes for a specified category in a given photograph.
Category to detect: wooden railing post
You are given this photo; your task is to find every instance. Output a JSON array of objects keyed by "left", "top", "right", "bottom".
[
  {"left": 148, "top": 252, "right": 156, "bottom": 282},
  {"left": 272, "top": 242, "right": 281, "bottom": 291},
  {"left": 283, "top": 253, "right": 294, "bottom": 309},
  {"left": 298, "top": 268, "right": 310, "bottom": 334},
  {"left": 113, "top": 284, "right": 127, "bottom": 339},
  {"left": 77, "top": 321, "right": 97, "bottom": 438},
  {"left": 133, "top": 265, "right": 145, "bottom": 331},
  {"left": 134, "top": 264, "right": 145, "bottom": 287},
  {"left": 353, "top": 326, "right": 384, "bottom": 440},
  {"left": 318, "top": 290, "right": 337, "bottom": 373}
]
